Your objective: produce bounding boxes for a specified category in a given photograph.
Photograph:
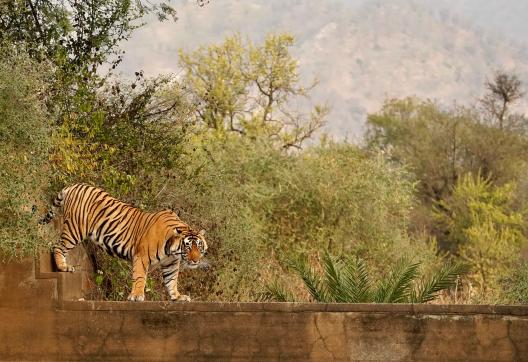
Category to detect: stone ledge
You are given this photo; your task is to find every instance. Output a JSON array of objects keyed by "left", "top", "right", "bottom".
[
  {"left": 37, "top": 249, "right": 528, "bottom": 316},
  {"left": 35, "top": 249, "right": 93, "bottom": 306},
  {"left": 60, "top": 300, "right": 528, "bottom": 315}
]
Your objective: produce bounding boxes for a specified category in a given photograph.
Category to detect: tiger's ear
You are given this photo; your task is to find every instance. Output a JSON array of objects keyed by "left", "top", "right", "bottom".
[
  {"left": 175, "top": 225, "right": 190, "bottom": 235},
  {"left": 199, "top": 229, "right": 206, "bottom": 236}
]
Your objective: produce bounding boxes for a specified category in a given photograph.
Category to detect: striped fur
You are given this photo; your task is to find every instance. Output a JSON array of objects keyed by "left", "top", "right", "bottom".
[{"left": 40, "top": 184, "right": 207, "bottom": 302}]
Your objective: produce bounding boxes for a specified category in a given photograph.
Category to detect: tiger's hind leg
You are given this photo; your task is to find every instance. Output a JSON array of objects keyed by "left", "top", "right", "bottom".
[{"left": 53, "top": 230, "right": 79, "bottom": 272}]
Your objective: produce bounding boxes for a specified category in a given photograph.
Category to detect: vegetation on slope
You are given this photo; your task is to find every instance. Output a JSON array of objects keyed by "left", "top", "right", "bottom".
[{"left": 1, "top": 0, "right": 527, "bottom": 304}]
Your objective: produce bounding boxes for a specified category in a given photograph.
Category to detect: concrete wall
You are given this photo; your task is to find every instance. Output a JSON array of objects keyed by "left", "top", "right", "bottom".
[{"left": 1, "top": 252, "right": 528, "bottom": 361}]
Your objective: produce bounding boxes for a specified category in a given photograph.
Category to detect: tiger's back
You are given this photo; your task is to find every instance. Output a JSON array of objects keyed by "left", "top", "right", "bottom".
[{"left": 59, "top": 184, "right": 181, "bottom": 260}]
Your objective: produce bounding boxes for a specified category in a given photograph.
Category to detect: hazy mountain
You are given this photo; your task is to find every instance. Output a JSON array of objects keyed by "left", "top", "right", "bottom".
[
  {"left": 119, "top": 0, "right": 528, "bottom": 138},
  {"left": 433, "top": 0, "right": 528, "bottom": 44}
]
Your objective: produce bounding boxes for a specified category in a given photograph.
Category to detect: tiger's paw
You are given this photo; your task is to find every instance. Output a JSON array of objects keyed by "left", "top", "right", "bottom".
[
  {"left": 171, "top": 294, "right": 191, "bottom": 302},
  {"left": 57, "top": 265, "right": 75, "bottom": 273},
  {"left": 127, "top": 293, "right": 145, "bottom": 302}
]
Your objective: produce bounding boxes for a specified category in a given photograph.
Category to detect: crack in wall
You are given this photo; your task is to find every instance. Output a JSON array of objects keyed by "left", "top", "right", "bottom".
[{"left": 313, "top": 314, "right": 338, "bottom": 361}]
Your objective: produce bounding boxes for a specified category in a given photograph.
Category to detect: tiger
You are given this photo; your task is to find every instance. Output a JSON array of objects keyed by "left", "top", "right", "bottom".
[{"left": 39, "top": 183, "right": 208, "bottom": 302}]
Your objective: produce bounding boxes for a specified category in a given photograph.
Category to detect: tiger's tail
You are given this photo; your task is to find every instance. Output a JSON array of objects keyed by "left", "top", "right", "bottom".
[{"left": 38, "top": 189, "right": 66, "bottom": 225}]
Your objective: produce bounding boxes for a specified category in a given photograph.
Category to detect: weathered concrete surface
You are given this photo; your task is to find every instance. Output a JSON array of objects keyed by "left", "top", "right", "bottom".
[{"left": 1, "top": 252, "right": 528, "bottom": 361}]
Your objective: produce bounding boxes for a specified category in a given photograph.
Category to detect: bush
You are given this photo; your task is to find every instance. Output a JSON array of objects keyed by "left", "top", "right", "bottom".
[
  {"left": 156, "top": 134, "right": 441, "bottom": 301},
  {"left": 50, "top": 75, "right": 193, "bottom": 201},
  {"left": 502, "top": 261, "right": 528, "bottom": 304},
  {"left": 434, "top": 173, "right": 527, "bottom": 301},
  {"left": 0, "top": 44, "right": 54, "bottom": 258},
  {"left": 262, "top": 250, "right": 468, "bottom": 303},
  {"left": 159, "top": 134, "right": 283, "bottom": 301},
  {"left": 265, "top": 144, "right": 415, "bottom": 262}
]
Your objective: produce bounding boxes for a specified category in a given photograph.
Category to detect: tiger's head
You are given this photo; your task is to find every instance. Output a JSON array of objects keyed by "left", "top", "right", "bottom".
[{"left": 168, "top": 228, "right": 208, "bottom": 269}]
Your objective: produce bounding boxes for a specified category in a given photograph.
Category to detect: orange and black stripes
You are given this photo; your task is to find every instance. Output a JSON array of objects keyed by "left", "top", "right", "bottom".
[{"left": 40, "top": 183, "right": 208, "bottom": 301}]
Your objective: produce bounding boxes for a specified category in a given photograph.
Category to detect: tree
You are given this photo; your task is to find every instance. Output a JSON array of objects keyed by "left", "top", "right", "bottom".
[
  {"left": 0, "top": 0, "right": 182, "bottom": 123},
  {"left": 365, "top": 94, "right": 528, "bottom": 270},
  {"left": 262, "top": 251, "right": 468, "bottom": 303},
  {"left": 480, "top": 71, "right": 525, "bottom": 130},
  {"left": 0, "top": 0, "right": 198, "bottom": 198},
  {"left": 433, "top": 173, "right": 526, "bottom": 298},
  {"left": 365, "top": 98, "right": 472, "bottom": 202},
  {"left": 0, "top": 0, "right": 176, "bottom": 70},
  {"left": 179, "top": 33, "right": 328, "bottom": 150},
  {"left": 366, "top": 95, "right": 528, "bottom": 201}
]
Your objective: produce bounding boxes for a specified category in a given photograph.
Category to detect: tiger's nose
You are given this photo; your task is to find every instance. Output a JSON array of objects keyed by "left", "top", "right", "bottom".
[{"left": 188, "top": 242, "right": 201, "bottom": 262}]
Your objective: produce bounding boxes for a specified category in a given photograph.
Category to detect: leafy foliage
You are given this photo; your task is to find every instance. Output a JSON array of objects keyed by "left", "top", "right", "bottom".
[
  {"left": 179, "top": 33, "right": 328, "bottom": 149},
  {"left": 340, "top": 257, "right": 371, "bottom": 303},
  {"left": 373, "top": 258, "right": 420, "bottom": 303},
  {"left": 365, "top": 93, "right": 528, "bottom": 303},
  {"left": 411, "top": 261, "right": 470, "bottom": 303},
  {"left": 51, "top": 75, "right": 194, "bottom": 199},
  {"left": 502, "top": 261, "right": 528, "bottom": 304},
  {"left": 0, "top": 44, "right": 52, "bottom": 257},
  {"left": 266, "top": 251, "right": 468, "bottom": 304},
  {"left": 1, "top": 2, "right": 526, "bottom": 305},
  {"left": 366, "top": 97, "right": 528, "bottom": 202},
  {"left": 0, "top": 0, "right": 176, "bottom": 70},
  {"left": 435, "top": 173, "right": 526, "bottom": 299}
]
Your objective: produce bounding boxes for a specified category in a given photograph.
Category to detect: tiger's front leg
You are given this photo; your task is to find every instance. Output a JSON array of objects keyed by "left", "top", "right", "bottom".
[
  {"left": 128, "top": 255, "right": 148, "bottom": 302},
  {"left": 53, "top": 245, "right": 75, "bottom": 272},
  {"left": 161, "top": 259, "right": 191, "bottom": 302},
  {"left": 53, "top": 230, "right": 78, "bottom": 272}
]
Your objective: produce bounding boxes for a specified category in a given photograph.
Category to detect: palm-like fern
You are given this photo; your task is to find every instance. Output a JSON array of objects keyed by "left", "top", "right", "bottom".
[
  {"left": 373, "top": 258, "right": 420, "bottom": 303},
  {"left": 265, "top": 251, "right": 468, "bottom": 303},
  {"left": 259, "top": 280, "right": 296, "bottom": 302},
  {"left": 341, "top": 256, "right": 371, "bottom": 302},
  {"left": 289, "top": 254, "right": 330, "bottom": 302},
  {"left": 411, "top": 261, "right": 470, "bottom": 303}
]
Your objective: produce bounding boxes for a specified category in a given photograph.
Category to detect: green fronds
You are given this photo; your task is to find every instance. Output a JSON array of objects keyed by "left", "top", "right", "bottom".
[
  {"left": 340, "top": 257, "right": 372, "bottom": 302},
  {"left": 290, "top": 256, "right": 329, "bottom": 302},
  {"left": 266, "top": 250, "right": 469, "bottom": 304},
  {"left": 259, "top": 281, "right": 296, "bottom": 302},
  {"left": 321, "top": 250, "right": 343, "bottom": 302},
  {"left": 412, "top": 261, "right": 469, "bottom": 303},
  {"left": 373, "top": 258, "right": 420, "bottom": 303}
]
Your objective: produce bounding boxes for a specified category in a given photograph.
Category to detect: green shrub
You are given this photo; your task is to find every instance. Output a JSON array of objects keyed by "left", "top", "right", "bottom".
[
  {"left": 502, "top": 261, "right": 528, "bottom": 304},
  {"left": 160, "top": 134, "right": 282, "bottom": 301},
  {"left": 157, "top": 135, "right": 441, "bottom": 301},
  {"left": 262, "top": 250, "right": 468, "bottom": 303},
  {"left": 0, "top": 44, "right": 53, "bottom": 258},
  {"left": 434, "top": 173, "right": 527, "bottom": 301},
  {"left": 265, "top": 144, "right": 415, "bottom": 262}
]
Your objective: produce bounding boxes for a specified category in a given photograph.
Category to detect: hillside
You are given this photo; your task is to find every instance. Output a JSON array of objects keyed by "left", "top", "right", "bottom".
[
  {"left": 433, "top": 0, "right": 528, "bottom": 44},
  {"left": 119, "top": 0, "right": 528, "bottom": 137}
]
